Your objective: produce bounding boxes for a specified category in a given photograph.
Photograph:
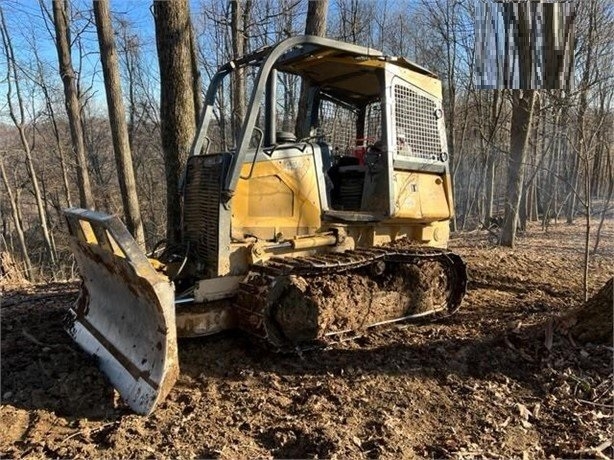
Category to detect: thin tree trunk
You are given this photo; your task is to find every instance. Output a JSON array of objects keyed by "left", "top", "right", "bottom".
[
  {"left": 583, "top": 156, "right": 591, "bottom": 301},
  {"left": 519, "top": 182, "right": 527, "bottom": 232},
  {"left": 552, "top": 113, "right": 562, "bottom": 224},
  {"left": 484, "top": 150, "right": 496, "bottom": 223},
  {"left": 52, "top": 0, "right": 94, "bottom": 209},
  {"left": 566, "top": 153, "right": 580, "bottom": 223},
  {"left": 93, "top": 0, "right": 146, "bottom": 250},
  {"left": 33, "top": 48, "right": 73, "bottom": 208},
  {"left": 0, "top": 156, "right": 32, "bottom": 280},
  {"left": 484, "top": 90, "right": 500, "bottom": 224},
  {"left": 501, "top": 90, "right": 536, "bottom": 247},
  {"left": 568, "top": 0, "right": 595, "bottom": 225},
  {"left": 189, "top": 12, "right": 202, "bottom": 122},
  {"left": 231, "top": 0, "right": 246, "bottom": 144}
]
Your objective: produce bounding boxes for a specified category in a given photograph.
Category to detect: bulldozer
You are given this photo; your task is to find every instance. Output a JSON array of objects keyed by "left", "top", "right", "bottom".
[{"left": 63, "top": 36, "right": 467, "bottom": 415}]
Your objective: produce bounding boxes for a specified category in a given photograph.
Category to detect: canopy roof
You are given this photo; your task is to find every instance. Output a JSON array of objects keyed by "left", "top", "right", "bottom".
[{"left": 230, "top": 35, "right": 438, "bottom": 103}]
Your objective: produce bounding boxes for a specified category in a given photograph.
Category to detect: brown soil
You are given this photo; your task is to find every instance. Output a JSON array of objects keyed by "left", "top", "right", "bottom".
[
  {"left": 2, "top": 220, "right": 613, "bottom": 459},
  {"left": 567, "top": 277, "right": 614, "bottom": 344}
]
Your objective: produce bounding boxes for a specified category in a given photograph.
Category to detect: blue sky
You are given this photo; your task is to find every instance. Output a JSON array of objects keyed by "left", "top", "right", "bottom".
[
  {"left": 0, "top": 0, "right": 443, "bottom": 123},
  {"left": 0, "top": 0, "right": 166, "bottom": 122}
]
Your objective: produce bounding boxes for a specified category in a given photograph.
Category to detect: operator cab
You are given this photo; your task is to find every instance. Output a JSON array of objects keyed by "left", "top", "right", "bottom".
[
  {"left": 187, "top": 36, "right": 452, "bottom": 249},
  {"left": 274, "top": 43, "right": 450, "bottom": 222}
]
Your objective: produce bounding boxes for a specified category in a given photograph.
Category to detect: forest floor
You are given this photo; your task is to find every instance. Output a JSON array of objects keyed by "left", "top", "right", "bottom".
[{"left": 1, "top": 220, "right": 613, "bottom": 459}]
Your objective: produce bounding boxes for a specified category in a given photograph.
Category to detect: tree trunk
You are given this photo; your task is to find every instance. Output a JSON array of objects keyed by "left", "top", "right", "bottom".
[
  {"left": 189, "top": 12, "right": 202, "bottom": 122},
  {"left": 565, "top": 153, "right": 580, "bottom": 224},
  {"left": 501, "top": 90, "right": 536, "bottom": 247},
  {"left": 519, "top": 183, "right": 527, "bottom": 232},
  {"left": 231, "top": 0, "right": 246, "bottom": 144},
  {"left": 52, "top": 0, "right": 95, "bottom": 209},
  {"left": 305, "top": 0, "right": 328, "bottom": 42},
  {"left": 484, "top": 149, "right": 496, "bottom": 223},
  {"left": 153, "top": 0, "right": 198, "bottom": 246},
  {"left": 19, "top": 128, "right": 56, "bottom": 265},
  {"left": 0, "top": 156, "right": 32, "bottom": 281},
  {"left": 295, "top": 0, "right": 328, "bottom": 138},
  {"left": 582, "top": 156, "right": 591, "bottom": 301},
  {"left": 568, "top": 0, "right": 595, "bottom": 225},
  {"left": 484, "top": 90, "right": 500, "bottom": 224},
  {"left": 93, "top": 0, "right": 146, "bottom": 250}
]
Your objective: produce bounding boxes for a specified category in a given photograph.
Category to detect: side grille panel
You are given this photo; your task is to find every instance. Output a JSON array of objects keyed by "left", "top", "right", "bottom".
[{"left": 183, "top": 154, "right": 229, "bottom": 276}]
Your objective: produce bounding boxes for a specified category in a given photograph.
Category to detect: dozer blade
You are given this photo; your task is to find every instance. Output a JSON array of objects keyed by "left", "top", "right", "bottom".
[{"left": 63, "top": 208, "right": 178, "bottom": 415}]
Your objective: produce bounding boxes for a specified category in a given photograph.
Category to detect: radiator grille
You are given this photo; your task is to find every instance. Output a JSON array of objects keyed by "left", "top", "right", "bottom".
[
  {"left": 183, "top": 154, "right": 229, "bottom": 274},
  {"left": 394, "top": 84, "right": 442, "bottom": 160}
]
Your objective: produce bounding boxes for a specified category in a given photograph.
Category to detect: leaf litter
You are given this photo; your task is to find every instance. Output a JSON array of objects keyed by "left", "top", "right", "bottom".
[{"left": 1, "top": 220, "right": 612, "bottom": 459}]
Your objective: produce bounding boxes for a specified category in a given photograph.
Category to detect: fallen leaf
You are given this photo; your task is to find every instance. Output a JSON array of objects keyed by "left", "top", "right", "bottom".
[
  {"left": 521, "top": 419, "right": 533, "bottom": 429},
  {"left": 516, "top": 403, "right": 533, "bottom": 421},
  {"left": 532, "top": 403, "right": 541, "bottom": 420}
]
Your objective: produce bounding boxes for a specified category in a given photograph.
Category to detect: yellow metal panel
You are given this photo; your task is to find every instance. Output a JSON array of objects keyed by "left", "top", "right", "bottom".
[
  {"left": 394, "top": 67, "right": 442, "bottom": 99},
  {"left": 393, "top": 171, "right": 451, "bottom": 221},
  {"left": 342, "top": 221, "right": 450, "bottom": 249},
  {"left": 442, "top": 173, "right": 455, "bottom": 218},
  {"left": 393, "top": 171, "right": 422, "bottom": 218},
  {"left": 418, "top": 173, "right": 451, "bottom": 219},
  {"left": 233, "top": 155, "right": 321, "bottom": 240},
  {"left": 78, "top": 220, "right": 98, "bottom": 244},
  {"left": 248, "top": 176, "right": 293, "bottom": 217}
]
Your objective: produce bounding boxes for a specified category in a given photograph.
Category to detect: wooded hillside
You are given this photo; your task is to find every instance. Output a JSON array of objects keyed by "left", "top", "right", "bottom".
[{"left": 0, "top": 0, "right": 612, "bottom": 293}]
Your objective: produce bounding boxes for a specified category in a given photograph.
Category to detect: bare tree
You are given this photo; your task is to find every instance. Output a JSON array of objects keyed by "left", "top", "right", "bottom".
[
  {"left": 0, "top": 154, "right": 32, "bottom": 280},
  {"left": 153, "top": 0, "right": 199, "bottom": 245},
  {"left": 93, "top": 0, "right": 145, "bottom": 249},
  {"left": 32, "top": 47, "right": 73, "bottom": 209},
  {"left": 0, "top": 6, "right": 56, "bottom": 266},
  {"left": 51, "top": 0, "right": 94, "bottom": 209},
  {"left": 497, "top": 5, "right": 538, "bottom": 247},
  {"left": 231, "top": 0, "right": 248, "bottom": 143},
  {"left": 500, "top": 90, "right": 536, "bottom": 247}
]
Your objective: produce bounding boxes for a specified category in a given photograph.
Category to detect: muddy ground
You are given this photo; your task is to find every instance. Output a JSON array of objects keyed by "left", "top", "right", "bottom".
[{"left": 2, "top": 220, "right": 613, "bottom": 459}]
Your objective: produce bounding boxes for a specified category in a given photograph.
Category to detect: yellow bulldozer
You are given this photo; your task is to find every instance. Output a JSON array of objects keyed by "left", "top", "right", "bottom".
[{"left": 63, "top": 36, "right": 467, "bottom": 414}]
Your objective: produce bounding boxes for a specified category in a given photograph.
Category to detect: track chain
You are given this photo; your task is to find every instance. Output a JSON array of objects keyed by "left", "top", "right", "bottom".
[{"left": 234, "top": 246, "right": 467, "bottom": 349}]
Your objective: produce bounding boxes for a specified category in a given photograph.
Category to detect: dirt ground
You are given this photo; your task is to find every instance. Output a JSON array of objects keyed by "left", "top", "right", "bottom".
[{"left": 2, "top": 220, "right": 613, "bottom": 459}]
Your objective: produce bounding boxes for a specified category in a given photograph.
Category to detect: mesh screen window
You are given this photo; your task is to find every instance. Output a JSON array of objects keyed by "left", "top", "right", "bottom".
[
  {"left": 318, "top": 99, "right": 358, "bottom": 155},
  {"left": 393, "top": 84, "right": 442, "bottom": 161},
  {"left": 365, "top": 102, "right": 382, "bottom": 142}
]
